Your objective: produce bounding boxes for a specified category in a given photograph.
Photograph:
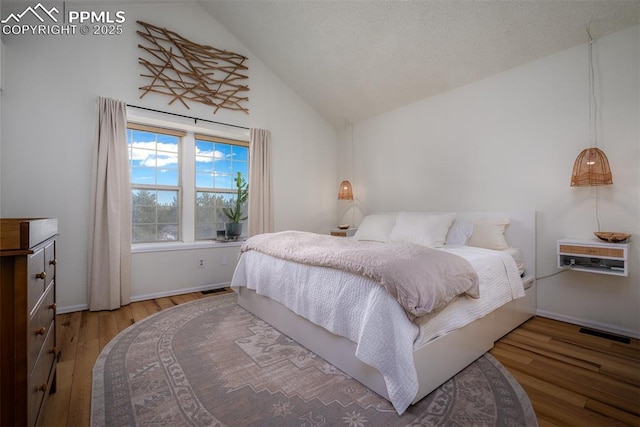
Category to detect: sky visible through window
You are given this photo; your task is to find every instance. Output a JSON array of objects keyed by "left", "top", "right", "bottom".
[
  {"left": 129, "top": 129, "right": 179, "bottom": 204},
  {"left": 194, "top": 138, "right": 248, "bottom": 240},
  {"left": 128, "top": 127, "right": 249, "bottom": 242},
  {"left": 195, "top": 140, "right": 248, "bottom": 190},
  {"left": 128, "top": 130, "right": 248, "bottom": 194}
]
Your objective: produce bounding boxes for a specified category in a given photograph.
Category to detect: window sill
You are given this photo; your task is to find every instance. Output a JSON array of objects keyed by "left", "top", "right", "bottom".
[{"left": 132, "top": 240, "right": 244, "bottom": 254}]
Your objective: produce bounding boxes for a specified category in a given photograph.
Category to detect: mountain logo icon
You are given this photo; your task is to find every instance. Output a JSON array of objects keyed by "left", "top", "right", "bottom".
[{"left": 1, "top": 3, "right": 59, "bottom": 24}]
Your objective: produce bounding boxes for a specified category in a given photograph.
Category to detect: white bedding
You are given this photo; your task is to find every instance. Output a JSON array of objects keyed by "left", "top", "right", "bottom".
[
  {"left": 415, "top": 246, "right": 525, "bottom": 346},
  {"left": 230, "top": 245, "right": 524, "bottom": 415}
]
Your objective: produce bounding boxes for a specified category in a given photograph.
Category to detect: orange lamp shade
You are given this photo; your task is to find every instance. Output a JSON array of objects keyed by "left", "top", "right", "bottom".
[
  {"left": 571, "top": 148, "right": 613, "bottom": 187},
  {"left": 338, "top": 180, "right": 353, "bottom": 200}
]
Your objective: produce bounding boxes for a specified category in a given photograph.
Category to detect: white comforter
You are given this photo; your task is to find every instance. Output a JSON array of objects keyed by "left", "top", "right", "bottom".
[{"left": 230, "top": 245, "right": 524, "bottom": 415}]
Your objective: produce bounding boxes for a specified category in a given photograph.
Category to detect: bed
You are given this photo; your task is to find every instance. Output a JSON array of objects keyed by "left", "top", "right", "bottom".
[{"left": 230, "top": 210, "right": 536, "bottom": 415}]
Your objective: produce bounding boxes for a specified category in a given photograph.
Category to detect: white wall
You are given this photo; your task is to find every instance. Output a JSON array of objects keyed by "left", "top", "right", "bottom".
[
  {"left": 130, "top": 243, "right": 242, "bottom": 302},
  {"left": 1, "top": 3, "right": 337, "bottom": 311},
  {"left": 352, "top": 26, "right": 639, "bottom": 337}
]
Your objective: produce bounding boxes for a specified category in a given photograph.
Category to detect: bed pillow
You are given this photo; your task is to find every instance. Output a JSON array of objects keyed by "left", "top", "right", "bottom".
[
  {"left": 503, "top": 247, "right": 525, "bottom": 276},
  {"left": 390, "top": 212, "right": 456, "bottom": 248},
  {"left": 445, "top": 220, "right": 474, "bottom": 245},
  {"left": 353, "top": 214, "right": 397, "bottom": 242},
  {"left": 468, "top": 218, "right": 510, "bottom": 250}
]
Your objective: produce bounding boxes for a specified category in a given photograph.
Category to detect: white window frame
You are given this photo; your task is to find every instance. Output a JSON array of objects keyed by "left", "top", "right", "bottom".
[
  {"left": 128, "top": 123, "right": 184, "bottom": 244},
  {"left": 127, "top": 109, "right": 250, "bottom": 253},
  {"left": 194, "top": 134, "right": 250, "bottom": 241}
]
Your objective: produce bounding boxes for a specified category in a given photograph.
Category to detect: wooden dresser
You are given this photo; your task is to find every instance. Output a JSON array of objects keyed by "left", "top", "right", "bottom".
[{"left": 1, "top": 218, "right": 59, "bottom": 427}]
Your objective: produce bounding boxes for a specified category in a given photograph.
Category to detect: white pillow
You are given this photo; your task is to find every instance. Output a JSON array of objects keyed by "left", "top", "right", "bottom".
[
  {"left": 468, "top": 218, "right": 510, "bottom": 250},
  {"left": 390, "top": 212, "right": 456, "bottom": 248},
  {"left": 353, "top": 214, "right": 397, "bottom": 242},
  {"left": 445, "top": 220, "right": 474, "bottom": 245},
  {"left": 503, "top": 247, "right": 525, "bottom": 276}
]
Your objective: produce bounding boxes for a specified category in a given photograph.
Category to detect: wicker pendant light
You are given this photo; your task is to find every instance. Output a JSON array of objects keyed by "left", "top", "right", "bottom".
[
  {"left": 571, "top": 23, "right": 613, "bottom": 187},
  {"left": 338, "top": 180, "right": 354, "bottom": 200},
  {"left": 571, "top": 148, "right": 613, "bottom": 186}
]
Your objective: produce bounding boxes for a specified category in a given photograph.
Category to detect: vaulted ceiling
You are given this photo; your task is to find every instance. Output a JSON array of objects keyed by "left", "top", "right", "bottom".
[
  {"left": 4, "top": 0, "right": 636, "bottom": 127},
  {"left": 198, "top": 0, "right": 640, "bottom": 127}
]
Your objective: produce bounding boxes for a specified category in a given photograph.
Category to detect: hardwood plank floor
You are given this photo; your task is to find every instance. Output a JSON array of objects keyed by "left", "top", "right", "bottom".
[
  {"left": 41, "top": 290, "right": 639, "bottom": 426},
  {"left": 490, "top": 317, "right": 639, "bottom": 426}
]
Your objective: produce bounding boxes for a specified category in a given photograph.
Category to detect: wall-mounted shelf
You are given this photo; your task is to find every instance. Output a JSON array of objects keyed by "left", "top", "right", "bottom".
[{"left": 557, "top": 238, "right": 629, "bottom": 277}]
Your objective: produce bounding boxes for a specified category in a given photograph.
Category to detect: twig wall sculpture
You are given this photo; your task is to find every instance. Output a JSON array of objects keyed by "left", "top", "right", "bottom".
[{"left": 137, "top": 21, "right": 249, "bottom": 114}]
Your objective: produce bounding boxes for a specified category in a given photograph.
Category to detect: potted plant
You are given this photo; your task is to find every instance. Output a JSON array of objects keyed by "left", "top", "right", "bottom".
[{"left": 223, "top": 172, "right": 248, "bottom": 239}]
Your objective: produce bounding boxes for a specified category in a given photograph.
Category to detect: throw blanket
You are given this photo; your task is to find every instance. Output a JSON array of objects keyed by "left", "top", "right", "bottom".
[{"left": 240, "top": 231, "right": 479, "bottom": 319}]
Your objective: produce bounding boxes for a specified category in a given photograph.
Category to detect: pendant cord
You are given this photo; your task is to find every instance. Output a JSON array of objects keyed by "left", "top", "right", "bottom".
[
  {"left": 587, "top": 22, "right": 602, "bottom": 232},
  {"left": 587, "top": 23, "right": 599, "bottom": 149}
]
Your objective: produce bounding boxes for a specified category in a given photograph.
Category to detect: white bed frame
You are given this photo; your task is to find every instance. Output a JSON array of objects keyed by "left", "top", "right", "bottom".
[{"left": 236, "top": 211, "right": 536, "bottom": 406}]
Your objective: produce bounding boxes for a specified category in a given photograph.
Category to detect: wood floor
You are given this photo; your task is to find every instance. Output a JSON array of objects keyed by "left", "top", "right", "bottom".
[
  {"left": 490, "top": 316, "right": 639, "bottom": 426},
  {"left": 41, "top": 289, "right": 639, "bottom": 426}
]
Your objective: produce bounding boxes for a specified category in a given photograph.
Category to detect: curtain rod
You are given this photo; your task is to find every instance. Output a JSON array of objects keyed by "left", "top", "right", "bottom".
[{"left": 126, "top": 104, "right": 250, "bottom": 131}]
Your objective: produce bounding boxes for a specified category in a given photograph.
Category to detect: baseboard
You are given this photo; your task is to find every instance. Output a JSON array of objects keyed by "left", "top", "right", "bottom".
[
  {"left": 58, "top": 303, "right": 89, "bottom": 314},
  {"left": 536, "top": 309, "right": 640, "bottom": 340},
  {"left": 129, "top": 282, "right": 231, "bottom": 303},
  {"left": 57, "top": 282, "right": 231, "bottom": 314}
]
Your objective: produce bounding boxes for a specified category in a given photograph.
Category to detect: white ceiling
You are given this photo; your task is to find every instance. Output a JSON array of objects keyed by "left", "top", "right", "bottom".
[
  {"left": 4, "top": 0, "right": 635, "bottom": 126},
  {"left": 198, "top": 0, "right": 640, "bottom": 127}
]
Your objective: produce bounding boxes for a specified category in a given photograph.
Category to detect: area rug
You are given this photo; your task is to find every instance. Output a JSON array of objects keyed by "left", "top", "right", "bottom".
[{"left": 91, "top": 293, "right": 537, "bottom": 426}]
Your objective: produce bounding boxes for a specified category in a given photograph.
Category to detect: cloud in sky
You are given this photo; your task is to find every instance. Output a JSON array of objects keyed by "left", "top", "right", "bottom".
[
  {"left": 195, "top": 145, "right": 226, "bottom": 160},
  {"left": 130, "top": 141, "right": 178, "bottom": 168}
]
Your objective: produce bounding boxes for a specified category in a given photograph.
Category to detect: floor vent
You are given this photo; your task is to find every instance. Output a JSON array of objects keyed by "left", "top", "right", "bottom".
[
  {"left": 201, "top": 288, "right": 228, "bottom": 295},
  {"left": 579, "top": 327, "right": 631, "bottom": 344}
]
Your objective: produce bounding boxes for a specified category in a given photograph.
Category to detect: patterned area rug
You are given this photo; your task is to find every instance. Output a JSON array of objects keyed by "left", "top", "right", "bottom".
[{"left": 91, "top": 293, "right": 537, "bottom": 426}]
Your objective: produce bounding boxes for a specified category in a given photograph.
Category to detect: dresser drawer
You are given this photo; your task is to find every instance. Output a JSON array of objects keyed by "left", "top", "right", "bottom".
[
  {"left": 558, "top": 244, "right": 624, "bottom": 258},
  {"left": 28, "top": 247, "right": 47, "bottom": 315},
  {"left": 44, "top": 240, "right": 56, "bottom": 288},
  {"left": 27, "top": 324, "right": 56, "bottom": 427},
  {"left": 28, "top": 283, "right": 56, "bottom": 375}
]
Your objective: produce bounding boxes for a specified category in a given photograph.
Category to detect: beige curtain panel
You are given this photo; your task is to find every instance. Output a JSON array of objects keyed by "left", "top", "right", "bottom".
[
  {"left": 248, "top": 128, "right": 274, "bottom": 236},
  {"left": 88, "top": 97, "right": 132, "bottom": 311}
]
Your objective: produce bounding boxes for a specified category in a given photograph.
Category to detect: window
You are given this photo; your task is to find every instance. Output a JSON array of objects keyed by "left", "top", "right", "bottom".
[
  {"left": 127, "top": 124, "right": 185, "bottom": 243},
  {"left": 195, "top": 135, "right": 249, "bottom": 240},
  {"left": 127, "top": 122, "right": 249, "bottom": 244}
]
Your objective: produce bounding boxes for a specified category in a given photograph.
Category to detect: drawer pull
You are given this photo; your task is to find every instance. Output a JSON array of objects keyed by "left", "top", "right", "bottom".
[
  {"left": 36, "top": 271, "right": 47, "bottom": 280},
  {"left": 49, "top": 259, "right": 57, "bottom": 266},
  {"left": 35, "top": 327, "right": 46, "bottom": 336},
  {"left": 50, "top": 347, "right": 58, "bottom": 356},
  {"left": 49, "top": 303, "right": 57, "bottom": 311},
  {"left": 38, "top": 383, "right": 48, "bottom": 393}
]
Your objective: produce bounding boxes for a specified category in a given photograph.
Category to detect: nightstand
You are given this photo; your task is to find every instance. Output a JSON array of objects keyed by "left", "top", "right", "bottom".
[
  {"left": 557, "top": 238, "right": 629, "bottom": 277},
  {"left": 331, "top": 228, "right": 357, "bottom": 237}
]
